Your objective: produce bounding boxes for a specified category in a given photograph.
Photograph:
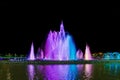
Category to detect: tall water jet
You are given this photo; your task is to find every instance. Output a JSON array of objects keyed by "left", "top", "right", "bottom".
[
  {"left": 43, "top": 21, "right": 77, "bottom": 60},
  {"left": 84, "top": 44, "right": 93, "bottom": 60},
  {"left": 27, "top": 42, "right": 35, "bottom": 60}
]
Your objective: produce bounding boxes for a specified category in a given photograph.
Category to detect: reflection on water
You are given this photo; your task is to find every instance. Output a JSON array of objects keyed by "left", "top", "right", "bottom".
[
  {"left": 104, "top": 63, "right": 120, "bottom": 76},
  {"left": 43, "top": 65, "right": 70, "bottom": 80},
  {"left": 6, "top": 68, "right": 12, "bottom": 80},
  {"left": 0, "top": 64, "right": 27, "bottom": 80},
  {"left": 0, "top": 64, "right": 12, "bottom": 80},
  {"left": 27, "top": 65, "right": 35, "bottom": 80},
  {"left": 36, "top": 65, "right": 78, "bottom": 80},
  {"left": 84, "top": 64, "right": 93, "bottom": 80},
  {"left": 1, "top": 63, "right": 120, "bottom": 80},
  {"left": 27, "top": 64, "right": 93, "bottom": 80}
]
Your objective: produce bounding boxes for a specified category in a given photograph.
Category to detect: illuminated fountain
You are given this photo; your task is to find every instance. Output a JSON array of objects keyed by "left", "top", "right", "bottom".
[
  {"left": 43, "top": 21, "right": 77, "bottom": 60},
  {"left": 103, "top": 52, "right": 120, "bottom": 59},
  {"left": 84, "top": 44, "right": 93, "bottom": 60},
  {"left": 27, "top": 42, "right": 35, "bottom": 60},
  {"left": 76, "top": 49, "right": 83, "bottom": 60},
  {"left": 27, "top": 21, "right": 93, "bottom": 61},
  {"left": 36, "top": 48, "right": 44, "bottom": 60}
]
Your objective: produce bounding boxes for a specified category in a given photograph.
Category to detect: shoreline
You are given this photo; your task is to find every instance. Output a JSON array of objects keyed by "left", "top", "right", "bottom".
[{"left": 0, "top": 60, "right": 120, "bottom": 64}]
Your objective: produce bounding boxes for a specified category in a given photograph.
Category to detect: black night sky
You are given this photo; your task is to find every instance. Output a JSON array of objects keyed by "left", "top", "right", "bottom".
[
  {"left": 0, "top": 1, "right": 8, "bottom": 6},
  {"left": 0, "top": 7, "right": 120, "bottom": 55}
]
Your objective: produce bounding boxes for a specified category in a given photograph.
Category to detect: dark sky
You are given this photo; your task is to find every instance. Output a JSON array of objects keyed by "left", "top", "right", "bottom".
[
  {"left": 0, "top": 7, "right": 120, "bottom": 55},
  {"left": 0, "top": 2, "right": 8, "bottom": 6},
  {"left": 112, "top": 8, "right": 120, "bottom": 16}
]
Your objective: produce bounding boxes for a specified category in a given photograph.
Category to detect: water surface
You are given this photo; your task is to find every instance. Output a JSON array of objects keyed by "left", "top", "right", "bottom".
[{"left": 0, "top": 63, "right": 120, "bottom": 80}]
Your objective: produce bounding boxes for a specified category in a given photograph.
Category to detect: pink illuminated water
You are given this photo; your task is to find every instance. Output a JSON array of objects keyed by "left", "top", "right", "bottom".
[
  {"left": 84, "top": 44, "right": 93, "bottom": 60},
  {"left": 27, "top": 42, "right": 35, "bottom": 60},
  {"left": 85, "top": 64, "right": 93, "bottom": 79}
]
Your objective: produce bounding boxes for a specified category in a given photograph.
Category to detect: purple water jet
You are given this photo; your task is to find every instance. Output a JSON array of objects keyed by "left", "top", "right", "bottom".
[
  {"left": 43, "top": 21, "right": 77, "bottom": 60},
  {"left": 36, "top": 48, "right": 44, "bottom": 60},
  {"left": 84, "top": 44, "right": 93, "bottom": 60},
  {"left": 76, "top": 49, "right": 83, "bottom": 59},
  {"left": 27, "top": 42, "right": 35, "bottom": 60}
]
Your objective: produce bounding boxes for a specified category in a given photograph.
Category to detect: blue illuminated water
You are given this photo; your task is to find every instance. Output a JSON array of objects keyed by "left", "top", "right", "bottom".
[{"left": 103, "top": 52, "right": 120, "bottom": 59}]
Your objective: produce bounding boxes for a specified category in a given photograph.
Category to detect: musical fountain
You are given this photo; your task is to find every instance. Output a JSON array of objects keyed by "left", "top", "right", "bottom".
[
  {"left": 27, "top": 21, "right": 93, "bottom": 61},
  {"left": 43, "top": 21, "right": 77, "bottom": 60}
]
